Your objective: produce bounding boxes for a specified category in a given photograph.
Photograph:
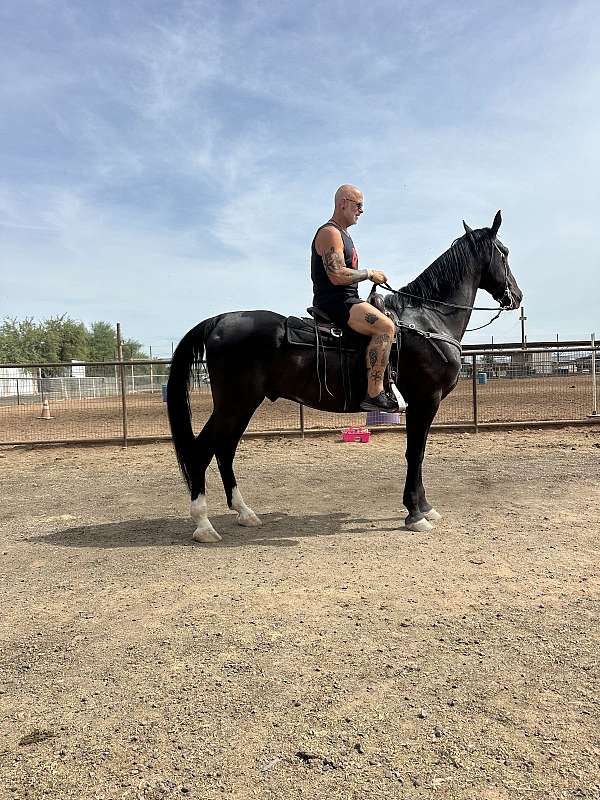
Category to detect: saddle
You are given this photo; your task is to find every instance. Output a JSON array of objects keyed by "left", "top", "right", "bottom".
[
  {"left": 285, "top": 294, "right": 400, "bottom": 408},
  {"left": 286, "top": 311, "right": 364, "bottom": 351},
  {"left": 285, "top": 293, "right": 392, "bottom": 352}
]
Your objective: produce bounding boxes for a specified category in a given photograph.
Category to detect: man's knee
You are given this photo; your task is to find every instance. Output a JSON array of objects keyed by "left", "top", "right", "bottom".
[
  {"left": 382, "top": 317, "right": 395, "bottom": 338},
  {"left": 348, "top": 303, "right": 395, "bottom": 337},
  {"left": 373, "top": 316, "right": 395, "bottom": 338}
]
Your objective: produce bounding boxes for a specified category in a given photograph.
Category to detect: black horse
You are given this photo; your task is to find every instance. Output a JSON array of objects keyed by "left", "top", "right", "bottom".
[{"left": 167, "top": 211, "right": 522, "bottom": 542}]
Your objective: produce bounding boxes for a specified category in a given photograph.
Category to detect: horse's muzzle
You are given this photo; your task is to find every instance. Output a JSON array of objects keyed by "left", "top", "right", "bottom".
[
  {"left": 502, "top": 297, "right": 520, "bottom": 311},
  {"left": 500, "top": 287, "right": 523, "bottom": 310}
]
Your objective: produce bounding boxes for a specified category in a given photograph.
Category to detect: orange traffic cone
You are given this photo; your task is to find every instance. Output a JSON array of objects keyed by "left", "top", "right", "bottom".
[{"left": 40, "top": 396, "right": 52, "bottom": 419}]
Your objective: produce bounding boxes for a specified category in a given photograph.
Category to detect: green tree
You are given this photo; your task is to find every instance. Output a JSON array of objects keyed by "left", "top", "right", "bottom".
[
  {"left": 122, "top": 338, "right": 148, "bottom": 360},
  {"left": 0, "top": 316, "right": 152, "bottom": 371},
  {"left": 55, "top": 317, "right": 89, "bottom": 362},
  {"left": 88, "top": 321, "right": 116, "bottom": 361},
  {"left": 41, "top": 315, "right": 88, "bottom": 363},
  {"left": 0, "top": 318, "right": 43, "bottom": 362}
]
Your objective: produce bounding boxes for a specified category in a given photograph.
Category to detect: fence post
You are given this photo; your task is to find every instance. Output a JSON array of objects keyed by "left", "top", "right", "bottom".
[
  {"left": 299, "top": 403, "right": 305, "bottom": 439},
  {"left": 117, "top": 322, "right": 128, "bottom": 447},
  {"left": 472, "top": 354, "right": 478, "bottom": 432},
  {"left": 16, "top": 377, "right": 20, "bottom": 406},
  {"left": 590, "top": 333, "right": 599, "bottom": 418}
]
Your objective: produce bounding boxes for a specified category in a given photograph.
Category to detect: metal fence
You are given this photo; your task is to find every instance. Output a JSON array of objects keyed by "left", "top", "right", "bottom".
[
  {"left": 1, "top": 341, "right": 599, "bottom": 446},
  {"left": 0, "top": 374, "right": 172, "bottom": 403}
]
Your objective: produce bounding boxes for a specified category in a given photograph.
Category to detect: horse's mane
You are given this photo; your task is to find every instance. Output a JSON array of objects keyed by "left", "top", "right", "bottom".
[{"left": 391, "top": 228, "right": 489, "bottom": 309}]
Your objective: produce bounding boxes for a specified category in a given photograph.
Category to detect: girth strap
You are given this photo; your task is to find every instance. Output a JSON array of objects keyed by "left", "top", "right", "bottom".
[{"left": 395, "top": 321, "right": 462, "bottom": 364}]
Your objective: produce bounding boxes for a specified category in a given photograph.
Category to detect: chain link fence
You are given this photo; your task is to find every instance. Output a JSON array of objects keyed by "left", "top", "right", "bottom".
[{"left": 1, "top": 343, "right": 599, "bottom": 446}]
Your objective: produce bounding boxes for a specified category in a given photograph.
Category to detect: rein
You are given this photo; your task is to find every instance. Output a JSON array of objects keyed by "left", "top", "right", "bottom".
[
  {"left": 380, "top": 239, "right": 514, "bottom": 333},
  {"left": 381, "top": 283, "right": 504, "bottom": 333},
  {"left": 380, "top": 283, "right": 501, "bottom": 312}
]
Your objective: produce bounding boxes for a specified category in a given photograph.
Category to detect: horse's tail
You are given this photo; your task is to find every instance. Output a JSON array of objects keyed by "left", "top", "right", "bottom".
[{"left": 167, "top": 317, "right": 218, "bottom": 493}]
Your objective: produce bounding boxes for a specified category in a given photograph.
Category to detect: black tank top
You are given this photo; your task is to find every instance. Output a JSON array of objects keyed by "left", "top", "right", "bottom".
[{"left": 311, "top": 222, "right": 359, "bottom": 305}]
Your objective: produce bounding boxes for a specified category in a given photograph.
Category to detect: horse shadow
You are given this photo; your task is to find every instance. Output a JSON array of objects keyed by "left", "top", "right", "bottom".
[{"left": 26, "top": 510, "right": 393, "bottom": 550}]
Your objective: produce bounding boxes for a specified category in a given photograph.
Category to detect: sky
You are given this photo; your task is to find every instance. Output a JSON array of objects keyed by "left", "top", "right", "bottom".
[{"left": 1, "top": 0, "right": 599, "bottom": 356}]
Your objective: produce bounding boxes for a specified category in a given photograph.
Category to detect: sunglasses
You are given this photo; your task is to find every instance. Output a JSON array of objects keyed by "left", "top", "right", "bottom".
[{"left": 344, "top": 198, "right": 364, "bottom": 211}]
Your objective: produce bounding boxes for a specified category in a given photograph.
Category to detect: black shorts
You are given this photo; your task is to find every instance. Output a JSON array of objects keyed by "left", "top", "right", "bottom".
[{"left": 316, "top": 296, "right": 364, "bottom": 327}]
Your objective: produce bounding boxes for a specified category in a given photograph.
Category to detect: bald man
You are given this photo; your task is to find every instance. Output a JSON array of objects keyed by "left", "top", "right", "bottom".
[{"left": 311, "top": 185, "right": 398, "bottom": 412}]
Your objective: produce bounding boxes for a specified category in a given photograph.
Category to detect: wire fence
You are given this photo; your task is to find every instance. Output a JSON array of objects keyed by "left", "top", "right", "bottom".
[{"left": 0, "top": 342, "right": 599, "bottom": 446}]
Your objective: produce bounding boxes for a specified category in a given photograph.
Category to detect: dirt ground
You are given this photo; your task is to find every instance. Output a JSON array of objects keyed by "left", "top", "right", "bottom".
[
  {"left": 0, "top": 373, "right": 595, "bottom": 444},
  {"left": 1, "top": 427, "right": 599, "bottom": 800}
]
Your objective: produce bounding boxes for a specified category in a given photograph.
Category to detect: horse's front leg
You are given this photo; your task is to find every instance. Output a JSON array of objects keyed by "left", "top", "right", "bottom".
[
  {"left": 403, "top": 398, "right": 440, "bottom": 532},
  {"left": 415, "top": 462, "right": 442, "bottom": 522}
]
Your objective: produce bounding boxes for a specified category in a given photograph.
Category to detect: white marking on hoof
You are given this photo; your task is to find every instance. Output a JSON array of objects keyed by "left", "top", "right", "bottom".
[
  {"left": 192, "top": 526, "right": 222, "bottom": 543},
  {"left": 406, "top": 517, "right": 434, "bottom": 533},
  {"left": 190, "top": 495, "right": 221, "bottom": 543},
  {"left": 424, "top": 508, "right": 442, "bottom": 522},
  {"left": 231, "top": 487, "right": 262, "bottom": 528}
]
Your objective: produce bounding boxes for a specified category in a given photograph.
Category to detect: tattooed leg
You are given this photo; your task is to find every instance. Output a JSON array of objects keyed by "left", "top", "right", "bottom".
[
  {"left": 366, "top": 333, "right": 392, "bottom": 395},
  {"left": 347, "top": 302, "right": 396, "bottom": 396}
]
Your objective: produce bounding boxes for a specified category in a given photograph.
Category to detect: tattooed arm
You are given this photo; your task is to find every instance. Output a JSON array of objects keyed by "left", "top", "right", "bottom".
[
  {"left": 315, "top": 227, "right": 371, "bottom": 286},
  {"left": 315, "top": 227, "right": 389, "bottom": 286},
  {"left": 323, "top": 246, "right": 371, "bottom": 285}
]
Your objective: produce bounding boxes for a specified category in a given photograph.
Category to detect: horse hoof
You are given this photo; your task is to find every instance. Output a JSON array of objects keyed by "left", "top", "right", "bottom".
[
  {"left": 237, "top": 511, "right": 262, "bottom": 527},
  {"left": 192, "top": 525, "right": 222, "bottom": 543},
  {"left": 424, "top": 508, "right": 442, "bottom": 522},
  {"left": 405, "top": 516, "right": 434, "bottom": 533}
]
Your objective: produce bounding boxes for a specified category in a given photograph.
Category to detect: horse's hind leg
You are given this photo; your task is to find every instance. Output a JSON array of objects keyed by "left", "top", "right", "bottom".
[
  {"left": 217, "top": 443, "right": 262, "bottom": 527},
  {"left": 214, "top": 410, "right": 262, "bottom": 528},
  {"left": 232, "top": 490, "right": 261, "bottom": 526},
  {"left": 190, "top": 415, "right": 222, "bottom": 543},
  {"left": 216, "top": 422, "right": 262, "bottom": 528}
]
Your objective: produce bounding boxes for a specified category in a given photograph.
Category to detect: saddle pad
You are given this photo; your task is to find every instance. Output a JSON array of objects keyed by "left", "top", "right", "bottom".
[{"left": 286, "top": 316, "right": 366, "bottom": 352}]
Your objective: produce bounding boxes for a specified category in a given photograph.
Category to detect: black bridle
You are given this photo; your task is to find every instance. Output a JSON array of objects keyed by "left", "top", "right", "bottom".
[{"left": 378, "top": 238, "right": 515, "bottom": 332}]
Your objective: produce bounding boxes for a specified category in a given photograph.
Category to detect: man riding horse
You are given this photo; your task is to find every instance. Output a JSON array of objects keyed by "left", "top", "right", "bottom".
[
  {"left": 167, "top": 207, "right": 522, "bottom": 541},
  {"left": 311, "top": 184, "right": 399, "bottom": 412}
]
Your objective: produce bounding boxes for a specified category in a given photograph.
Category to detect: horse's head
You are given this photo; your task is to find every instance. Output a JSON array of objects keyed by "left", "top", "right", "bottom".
[{"left": 463, "top": 211, "right": 522, "bottom": 310}]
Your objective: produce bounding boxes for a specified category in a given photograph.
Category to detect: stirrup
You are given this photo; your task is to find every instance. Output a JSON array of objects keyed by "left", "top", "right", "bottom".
[{"left": 389, "top": 382, "right": 407, "bottom": 412}]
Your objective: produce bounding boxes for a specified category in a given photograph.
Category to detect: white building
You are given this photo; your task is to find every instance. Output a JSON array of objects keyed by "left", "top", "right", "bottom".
[{"left": 0, "top": 367, "right": 37, "bottom": 397}]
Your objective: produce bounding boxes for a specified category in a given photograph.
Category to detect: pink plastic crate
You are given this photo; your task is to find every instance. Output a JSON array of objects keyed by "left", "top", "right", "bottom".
[{"left": 341, "top": 426, "right": 371, "bottom": 443}]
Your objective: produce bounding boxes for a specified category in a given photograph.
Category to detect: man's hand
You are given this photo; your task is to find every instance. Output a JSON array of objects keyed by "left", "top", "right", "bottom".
[{"left": 368, "top": 269, "right": 388, "bottom": 285}]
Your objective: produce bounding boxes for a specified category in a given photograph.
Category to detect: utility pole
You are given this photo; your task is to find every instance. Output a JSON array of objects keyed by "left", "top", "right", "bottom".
[
  {"left": 116, "top": 322, "right": 128, "bottom": 448},
  {"left": 591, "top": 333, "right": 599, "bottom": 417},
  {"left": 519, "top": 307, "right": 527, "bottom": 349}
]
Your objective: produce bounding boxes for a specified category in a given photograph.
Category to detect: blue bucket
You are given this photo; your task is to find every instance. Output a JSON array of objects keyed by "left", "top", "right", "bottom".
[
  {"left": 161, "top": 383, "right": 168, "bottom": 402},
  {"left": 366, "top": 410, "right": 402, "bottom": 425},
  {"left": 477, "top": 372, "right": 488, "bottom": 385}
]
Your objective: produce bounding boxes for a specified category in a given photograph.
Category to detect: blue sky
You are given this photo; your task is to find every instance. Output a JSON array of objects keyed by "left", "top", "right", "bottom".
[{"left": 1, "top": 0, "right": 599, "bottom": 356}]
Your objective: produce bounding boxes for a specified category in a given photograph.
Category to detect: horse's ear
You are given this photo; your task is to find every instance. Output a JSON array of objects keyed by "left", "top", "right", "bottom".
[
  {"left": 490, "top": 210, "right": 502, "bottom": 238},
  {"left": 463, "top": 220, "right": 474, "bottom": 235}
]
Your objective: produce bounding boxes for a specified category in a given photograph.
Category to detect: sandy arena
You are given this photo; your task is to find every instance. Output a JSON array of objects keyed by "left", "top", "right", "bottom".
[{"left": 1, "top": 427, "right": 599, "bottom": 799}]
